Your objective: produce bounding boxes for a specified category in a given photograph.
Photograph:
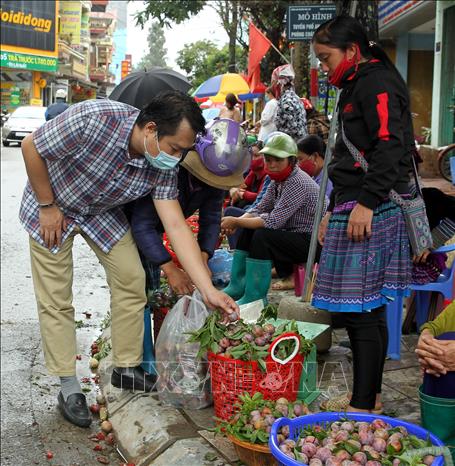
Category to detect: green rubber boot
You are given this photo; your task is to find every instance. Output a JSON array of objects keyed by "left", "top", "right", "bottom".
[
  {"left": 236, "top": 258, "right": 273, "bottom": 306},
  {"left": 222, "top": 250, "right": 249, "bottom": 300}
]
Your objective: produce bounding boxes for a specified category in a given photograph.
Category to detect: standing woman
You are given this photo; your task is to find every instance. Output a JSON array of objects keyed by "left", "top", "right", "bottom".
[
  {"left": 311, "top": 16, "right": 414, "bottom": 413},
  {"left": 258, "top": 87, "right": 278, "bottom": 143}
]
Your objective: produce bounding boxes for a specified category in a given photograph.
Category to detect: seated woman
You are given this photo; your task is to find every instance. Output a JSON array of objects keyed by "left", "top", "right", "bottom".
[
  {"left": 297, "top": 134, "right": 333, "bottom": 198},
  {"left": 221, "top": 132, "right": 326, "bottom": 305},
  {"left": 219, "top": 93, "right": 242, "bottom": 123},
  {"left": 228, "top": 142, "right": 268, "bottom": 210},
  {"left": 416, "top": 301, "right": 455, "bottom": 399}
]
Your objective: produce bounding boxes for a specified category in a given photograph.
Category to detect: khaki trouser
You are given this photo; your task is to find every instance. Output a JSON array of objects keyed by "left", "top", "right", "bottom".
[{"left": 29, "top": 227, "right": 146, "bottom": 376}]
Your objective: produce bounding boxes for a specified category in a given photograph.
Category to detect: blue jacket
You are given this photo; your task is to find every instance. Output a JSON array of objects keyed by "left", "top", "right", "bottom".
[
  {"left": 127, "top": 167, "right": 224, "bottom": 266},
  {"left": 45, "top": 102, "right": 69, "bottom": 121}
]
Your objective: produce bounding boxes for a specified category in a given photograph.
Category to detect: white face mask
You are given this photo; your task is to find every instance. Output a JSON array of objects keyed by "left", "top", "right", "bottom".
[{"left": 143, "top": 133, "right": 180, "bottom": 170}]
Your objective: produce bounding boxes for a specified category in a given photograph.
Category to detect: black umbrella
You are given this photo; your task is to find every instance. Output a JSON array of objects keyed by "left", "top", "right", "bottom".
[{"left": 109, "top": 67, "right": 192, "bottom": 109}]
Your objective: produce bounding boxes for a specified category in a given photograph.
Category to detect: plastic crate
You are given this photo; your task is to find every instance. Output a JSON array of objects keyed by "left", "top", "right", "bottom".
[
  {"left": 209, "top": 332, "right": 304, "bottom": 421},
  {"left": 269, "top": 412, "right": 445, "bottom": 466}
]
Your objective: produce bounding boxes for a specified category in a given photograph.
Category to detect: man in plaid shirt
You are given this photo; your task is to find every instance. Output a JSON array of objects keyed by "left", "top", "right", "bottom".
[{"left": 20, "top": 91, "right": 238, "bottom": 428}]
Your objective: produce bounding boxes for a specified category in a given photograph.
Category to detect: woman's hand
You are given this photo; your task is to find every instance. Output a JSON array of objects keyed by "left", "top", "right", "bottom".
[
  {"left": 221, "top": 216, "right": 238, "bottom": 236},
  {"left": 39, "top": 205, "right": 67, "bottom": 249},
  {"left": 416, "top": 329, "right": 443, "bottom": 357},
  {"left": 437, "top": 340, "right": 455, "bottom": 372},
  {"left": 347, "top": 204, "right": 373, "bottom": 242},
  {"left": 161, "top": 262, "right": 194, "bottom": 295},
  {"left": 413, "top": 249, "right": 431, "bottom": 264},
  {"left": 318, "top": 212, "right": 332, "bottom": 245}
]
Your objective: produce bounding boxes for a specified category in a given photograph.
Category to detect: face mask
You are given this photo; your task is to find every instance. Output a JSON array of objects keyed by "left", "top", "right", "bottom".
[
  {"left": 264, "top": 96, "right": 270, "bottom": 103},
  {"left": 299, "top": 159, "right": 317, "bottom": 177},
  {"left": 265, "top": 163, "right": 293, "bottom": 182},
  {"left": 143, "top": 134, "right": 180, "bottom": 170},
  {"left": 250, "top": 158, "right": 265, "bottom": 171},
  {"left": 328, "top": 44, "right": 360, "bottom": 88}
]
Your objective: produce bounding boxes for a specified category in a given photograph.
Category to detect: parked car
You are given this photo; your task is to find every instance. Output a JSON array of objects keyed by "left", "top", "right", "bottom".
[{"left": 2, "top": 106, "right": 47, "bottom": 147}]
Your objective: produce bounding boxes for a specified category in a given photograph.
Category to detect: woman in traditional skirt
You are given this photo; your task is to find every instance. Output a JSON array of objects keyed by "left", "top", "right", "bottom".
[{"left": 311, "top": 16, "right": 414, "bottom": 413}]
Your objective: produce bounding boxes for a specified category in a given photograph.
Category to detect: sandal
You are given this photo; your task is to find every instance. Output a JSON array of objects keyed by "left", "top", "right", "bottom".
[
  {"left": 320, "top": 394, "right": 384, "bottom": 414},
  {"left": 271, "top": 276, "right": 295, "bottom": 291}
]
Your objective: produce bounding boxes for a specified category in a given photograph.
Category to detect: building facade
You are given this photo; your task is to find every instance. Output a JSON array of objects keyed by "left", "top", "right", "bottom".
[
  {"left": 1, "top": 0, "right": 59, "bottom": 111},
  {"left": 379, "top": 0, "right": 454, "bottom": 147}
]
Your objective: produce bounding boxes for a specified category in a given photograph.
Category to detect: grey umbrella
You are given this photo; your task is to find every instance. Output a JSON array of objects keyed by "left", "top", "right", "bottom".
[{"left": 109, "top": 67, "right": 191, "bottom": 109}]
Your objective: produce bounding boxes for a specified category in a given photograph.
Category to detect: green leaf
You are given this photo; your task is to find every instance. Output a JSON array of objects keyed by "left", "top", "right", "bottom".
[
  {"left": 210, "top": 341, "right": 219, "bottom": 354},
  {"left": 257, "top": 358, "right": 267, "bottom": 372}
]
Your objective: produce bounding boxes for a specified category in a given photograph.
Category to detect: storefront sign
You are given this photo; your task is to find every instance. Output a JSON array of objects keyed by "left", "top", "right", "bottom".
[
  {"left": 378, "top": 0, "right": 425, "bottom": 29},
  {"left": 121, "top": 59, "right": 132, "bottom": 80},
  {"left": 0, "top": 50, "right": 58, "bottom": 72},
  {"left": 287, "top": 4, "right": 336, "bottom": 41},
  {"left": 1, "top": 1, "right": 58, "bottom": 54},
  {"left": 60, "top": 1, "right": 82, "bottom": 45},
  {"left": 30, "top": 98, "right": 43, "bottom": 106}
]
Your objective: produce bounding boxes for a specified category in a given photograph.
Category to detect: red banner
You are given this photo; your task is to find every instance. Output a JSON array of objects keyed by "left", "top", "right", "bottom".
[{"left": 247, "top": 22, "right": 271, "bottom": 81}]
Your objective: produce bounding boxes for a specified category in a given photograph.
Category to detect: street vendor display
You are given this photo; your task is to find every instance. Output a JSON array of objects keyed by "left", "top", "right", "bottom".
[
  {"left": 269, "top": 413, "right": 451, "bottom": 466},
  {"left": 188, "top": 306, "right": 314, "bottom": 421}
]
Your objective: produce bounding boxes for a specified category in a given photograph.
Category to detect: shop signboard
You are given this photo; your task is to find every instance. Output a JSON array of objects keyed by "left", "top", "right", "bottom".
[
  {"left": 0, "top": 0, "right": 58, "bottom": 71},
  {"left": 60, "top": 1, "right": 82, "bottom": 45},
  {"left": 287, "top": 4, "right": 336, "bottom": 41},
  {"left": 0, "top": 50, "right": 57, "bottom": 72}
]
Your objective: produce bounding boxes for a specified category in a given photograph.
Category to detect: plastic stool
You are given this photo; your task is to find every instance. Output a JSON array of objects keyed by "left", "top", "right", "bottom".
[
  {"left": 386, "top": 297, "right": 404, "bottom": 360},
  {"left": 141, "top": 306, "right": 156, "bottom": 375},
  {"left": 294, "top": 264, "right": 306, "bottom": 297},
  {"left": 410, "top": 244, "right": 455, "bottom": 329}
]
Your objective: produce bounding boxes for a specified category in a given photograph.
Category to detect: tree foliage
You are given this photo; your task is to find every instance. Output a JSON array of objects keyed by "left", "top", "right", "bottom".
[
  {"left": 135, "top": 22, "right": 168, "bottom": 71},
  {"left": 176, "top": 40, "right": 246, "bottom": 89},
  {"left": 134, "top": 0, "right": 206, "bottom": 28}
]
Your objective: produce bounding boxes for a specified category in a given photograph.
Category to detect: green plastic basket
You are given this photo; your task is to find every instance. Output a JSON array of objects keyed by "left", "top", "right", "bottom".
[{"left": 419, "top": 385, "right": 455, "bottom": 461}]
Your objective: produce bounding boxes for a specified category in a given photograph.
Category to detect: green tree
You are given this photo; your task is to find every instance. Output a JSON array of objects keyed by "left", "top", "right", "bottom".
[
  {"left": 135, "top": 22, "right": 168, "bottom": 71},
  {"left": 335, "top": 0, "right": 379, "bottom": 41},
  {"left": 177, "top": 41, "right": 246, "bottom": 89},
  {"left": 135, "top": 0, "right": 244, "bottom": 73}
]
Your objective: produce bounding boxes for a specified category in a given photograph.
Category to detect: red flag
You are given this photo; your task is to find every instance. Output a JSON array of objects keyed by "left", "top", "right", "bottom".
[{"left": 247, "top": 22, "right": 271, "bottom": 81}]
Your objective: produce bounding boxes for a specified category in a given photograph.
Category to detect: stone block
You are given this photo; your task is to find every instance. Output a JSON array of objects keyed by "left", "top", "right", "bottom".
[
  {"left": 148, "top": 437, "right": 228, "bottom": 466},
  {"left": 198, "top": 430, "right": 239, "bottom": 463},
  {"left": 110, "top": 394, "right": 195, "bottom": 463},
  {"left": 183, "top": 405, "right": 216, "bottom": 430},
  {"left": 278, "top": 297, "right": 332, "bottom": 352}
]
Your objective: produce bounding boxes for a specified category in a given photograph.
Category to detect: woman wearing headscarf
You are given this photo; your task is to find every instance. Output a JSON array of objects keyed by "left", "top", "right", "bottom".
[{"left": 272, "top": 64, "right": 307, "bottom": 141}]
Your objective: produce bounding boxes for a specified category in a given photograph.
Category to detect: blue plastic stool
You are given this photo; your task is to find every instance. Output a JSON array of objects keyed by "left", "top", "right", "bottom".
[
  {"left": 386, "top": 297, "right": 404, "bottom": 360},
  {"left": 410, "top": 244, "right": 455, "bottom": 330},
  {"left": 141, "top": 306, "right": 157, "bottom": 375}
]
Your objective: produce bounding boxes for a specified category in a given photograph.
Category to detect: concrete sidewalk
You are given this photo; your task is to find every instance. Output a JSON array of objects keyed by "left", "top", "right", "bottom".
[{"left": 98, "top": 303, "right": 423, "bottom": 466}]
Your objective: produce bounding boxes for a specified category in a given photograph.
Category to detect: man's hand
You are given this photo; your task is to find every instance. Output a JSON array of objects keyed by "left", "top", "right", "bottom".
[
  {"left": 318, "top": 212, "right": 331, "bottom": 246},
  {"left": 436, "top": 340, "right": 455, "bottom": 372},
  {"left": 39, "top": 205, "right": 67, "bottom": 249},
  {"left": 221, "top": 216, "right": 238, "bottom": 236},
  {"left": 347, "top": 203, "right": 373, "bottom": 242},
  {"left": 202, "top": 288, "right": 239, "bottom": 317},
  {"left": 161, "top": 261, "right": 194, "bottom": 295}
]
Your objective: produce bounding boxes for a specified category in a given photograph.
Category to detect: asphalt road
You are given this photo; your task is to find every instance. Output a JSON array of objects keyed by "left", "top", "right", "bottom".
[{"left": 1, "top": 145, "right": 123, "bottom": 465}]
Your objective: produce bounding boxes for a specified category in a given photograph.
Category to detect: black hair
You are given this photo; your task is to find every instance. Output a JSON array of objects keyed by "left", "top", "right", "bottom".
[
  {"left": 225, "top": 93, "right": 239, "bottom": 109},
  {"left": 265, "top": 86, "right": 275, "bottom": 98},
  {"left": 297, "top": 135, "right": 326, "bottom": 159},
  {"left": 136, "top": 90, "right": 206, "bottom": 137},
  {"left": 312, "top": 15, "right": 409, "bottom": 101}
]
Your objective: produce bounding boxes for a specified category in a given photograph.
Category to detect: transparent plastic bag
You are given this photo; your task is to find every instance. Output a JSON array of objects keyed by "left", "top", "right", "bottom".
[{"left": 155, "top": 290, "right": 212, "bottom": 409}]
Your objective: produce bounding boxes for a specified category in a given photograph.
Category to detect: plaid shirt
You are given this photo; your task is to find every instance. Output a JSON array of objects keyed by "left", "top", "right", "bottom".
[
  {"left": 19, "top": 99, "right": 178, "bottom": 254},
  {"left": 249, "top": 166, "right": 326, "bottom": 233}
]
